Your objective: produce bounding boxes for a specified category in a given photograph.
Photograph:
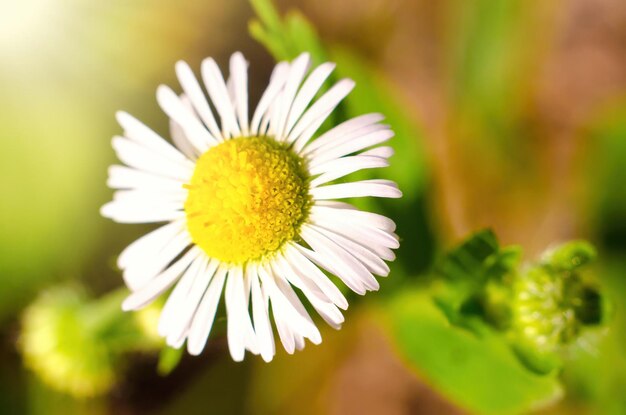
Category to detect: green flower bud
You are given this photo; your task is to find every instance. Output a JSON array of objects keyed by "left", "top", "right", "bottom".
[
  {"left": 19, "top": 285, "right": 163, "bottom": 398},
  {"left": 509, "top": 261, "right": 603, "bottom": 374},
  {"left": 20, "top": 287, "right": 116, "bottom": 398}
]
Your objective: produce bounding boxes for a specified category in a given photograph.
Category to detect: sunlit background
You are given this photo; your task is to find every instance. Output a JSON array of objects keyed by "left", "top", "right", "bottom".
[{"left": 1, "top": 0, "right": 625, "bottom": 414}]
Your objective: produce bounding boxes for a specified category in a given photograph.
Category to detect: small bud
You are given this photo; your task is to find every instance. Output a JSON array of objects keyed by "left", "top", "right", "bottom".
[
  {"left": 508, "top": 253, "right": 604, "bottom": 374},
  {"left": 541, "top": 241, "right": 597, "bottom": 272},
  {"left": 19, "top": 285, "right": 163, "bottom": 398},
  {"left": 19, "top": 287, "right": 116, "bottom": 398}
]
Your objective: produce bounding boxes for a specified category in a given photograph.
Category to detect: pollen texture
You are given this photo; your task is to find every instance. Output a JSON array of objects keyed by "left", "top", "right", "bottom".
[{"left": 184, "top": 136, "right": 310, "bottom": 264}]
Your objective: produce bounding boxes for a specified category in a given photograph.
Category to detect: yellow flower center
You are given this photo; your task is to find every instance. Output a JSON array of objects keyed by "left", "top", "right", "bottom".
[{"left": 184, "top": 136, "right": 310, "bottom": 264}]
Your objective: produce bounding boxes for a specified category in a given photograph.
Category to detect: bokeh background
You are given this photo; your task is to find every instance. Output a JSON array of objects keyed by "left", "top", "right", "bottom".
[{"left": 1, "top": 0, "right": 625, "bottom": 414}]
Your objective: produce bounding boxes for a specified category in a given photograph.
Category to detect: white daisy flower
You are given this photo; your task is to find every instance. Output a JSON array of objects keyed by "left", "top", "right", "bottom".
[{"left": 102, "top": 52, "right": 401, "bottom": 362}]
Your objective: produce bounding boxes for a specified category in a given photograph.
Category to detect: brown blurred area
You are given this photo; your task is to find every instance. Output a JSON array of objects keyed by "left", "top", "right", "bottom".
[{"left": 286, "top": 0, "right": 626, "bottom": 256}]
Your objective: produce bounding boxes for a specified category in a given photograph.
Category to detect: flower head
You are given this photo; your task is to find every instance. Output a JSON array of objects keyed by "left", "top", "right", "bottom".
[{"left": 102, "top": 52, "right": 401, "bottom": 362}]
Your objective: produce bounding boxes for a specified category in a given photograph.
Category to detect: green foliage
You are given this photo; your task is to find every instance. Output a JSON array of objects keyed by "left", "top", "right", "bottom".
[
  {"left": 586, "top": 101, "right": 626, "bottom": 254},
  {"left": 249, "top": 0, "right": 327, "bottom": 64},
  {"left": 436, "top": 229, "right": 499, "bottom": 284},
  {"left": 380, "top": 290, "right": 563, "bottom": 415},
  {"left": 434, "top": 230, "right": 520, "bottom": 324},
  {"left": 157, "top": 347, "right": 185, "bottom": 376},
  {"left": 432, "top": 231, "right": 606, "bottom": 376}
]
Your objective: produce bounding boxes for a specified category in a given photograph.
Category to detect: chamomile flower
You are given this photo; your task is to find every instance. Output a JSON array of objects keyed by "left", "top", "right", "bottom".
[{"left": 102, "top": 52, "right": 401, "bottom": 362}]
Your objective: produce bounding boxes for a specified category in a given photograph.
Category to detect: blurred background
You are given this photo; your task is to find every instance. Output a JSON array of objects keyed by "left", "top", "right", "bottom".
[{"left": 1, "top": 0, "right": 625, "bottom": 414}]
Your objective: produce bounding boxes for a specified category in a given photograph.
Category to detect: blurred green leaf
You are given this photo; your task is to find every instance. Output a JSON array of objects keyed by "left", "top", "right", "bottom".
[
  {"left": 447, "top": 0, "right": 536, "bottom": 127},
  {"left": 249, "top": 0, "right": 327, "bottom": 64},
  {"left": 433, "top": 229, "right": 519, "bottom": 325},
  {"left": 157, "top": 347, "right": 185, "bottom": 376},
  {"left": 436, "top": 229, "right": 499, "bottom": 283},
  {"left": 586, "top": 101, "right": 626, "bottom": 254},
  {"left": 380, "top": 290, "right": 562, "bottom": 415}
]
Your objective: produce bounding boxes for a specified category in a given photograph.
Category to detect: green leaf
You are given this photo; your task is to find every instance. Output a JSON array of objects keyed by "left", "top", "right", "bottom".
[
  {"left": 437, "top": 229, "right": 499, "bottom": 283},
  {"left": 380, "top": 290, "right": 563, "bottom": 415},
  {"left": 248, "top": 0, "right": 327, "bottom": 64},
  {"left": 483, "top": 246, "right": 522, "bottom": 282},
  {"left": 585, "top": 101, "right": 626, "bottom": 255},
  {"left": 157, "top": 346, "right": 185, "bottom": 376},
  {"left": 249, "top": 0, "right": 283, "bottom": 34},
  {"left": 248, "top": 20, "right": 290, "bottom": 60}
]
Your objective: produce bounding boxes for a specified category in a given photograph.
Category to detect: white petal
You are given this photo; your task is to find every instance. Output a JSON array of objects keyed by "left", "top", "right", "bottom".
[
  {"left": 311, "top": 225, "right": 389, "bottom": 276},
  {"left": 271, "top": 268, "right": 322, "bottom": 345},
  {"left": 311, "top": 208, "right": 399, "bottom": 248},
  {"left": 158, "top": 252, "right": 206, "bottom": 338},
  {"left": 284, "top": 62, "right": 335, "bottom": 139},
  {"left": 242, "top": 266, "right": 260, "bottom": 355},
  {"left": 291, "top": 109, "right": 332, "bottom": 155},
  {"left": 229, "top": 52, "right": 250, "bottom": 135},
  {"left": 175, "top": 61, "right": 223, "bottom": 140},
  {"left": 310, "top": 179, "right": 402, "bottom": 199},
  {"left": 308, "top": 129, "right": 394, "bottom": 167},
  {"left": 117, "top": 220, "right": 184, "bottom": 270},
  {"left": 274, "top": 255, "right": 329, "bottom": 305},
  {"left": 299, "top": 226, "right": 378, "bottom": 293},
  {"left": 259, "top": 265, "right": 295, "bottom": 354},
  {"left": 306, "top": 123, "right": 388, "bottom": 159},
  {"left": 303, "top": 113, "right": 384, "bottom": 155},
  {"left": 311, "top": 203, "right": 396, "bottom": 232},
  {"left": 201, "top": 58, "right": 241, "bottom": 137},
  {"left": 169, "top": 328, "right": 190, "bottom": 350},
  {"left": 310, "top": 155, "right": 389, "bottom": 187},
  {"left": 156, "top": 85, "right": 217, "bottom": 152},
  {"left": 257, "top": 264, "right": 319, "bottom": 351},
  {"left": 312, "top": 218, "right": 396, "bottom": 262},
  {"left": 112, "top": 188, "right": 187, "bottom": 204},
  {"left": 225, "top": 267, "right": 246, "bottom": 361},
  {"left": 166, "top": 258, "right": 219, "bottom": 346},
  {"left": 284, "top": 244, "right": 348, "bottom": 309},
  {"left": 249, "top": 265, "right": 275, "bottom": 362},
  {"left": 107, "top": 165, "right": 185, "bottom": 191},
  {"left": 274, "top": 53, "right": 311, "bottom": 141},
  {"left": 169, "top": 95, "right": 201, "bottom": 160},
  {"left": 277, "top": 255, "right": 344, "bottom": 329},
  {"left": 116, "top": 111, "right": 191, "bottom": 164},
  {"left": 268, "top": 88, "right": 285, "bottom": 138},
  {"left": 187, "top": 265, "right": 228, "bottom": 355},
  {"left": 100, "top": 202, "right": 184, "bottom": 224},
  {"left": 122, "top": 247, "right": 201, "bottom": 310},
  {"left": 122, "top": 228, "right": 192, "bottom": 291},
  {"left": 360, "top": 146, "right": 394, "bottom": 159},
  {"left": 287, "top": 79, "right": 355, "bottom": 145},
  {"left": 111, "top": 136, "right": 193, "bottom": 181},
  {"left": 250, "top": 62, "right": 290, "bottom": 135}
]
